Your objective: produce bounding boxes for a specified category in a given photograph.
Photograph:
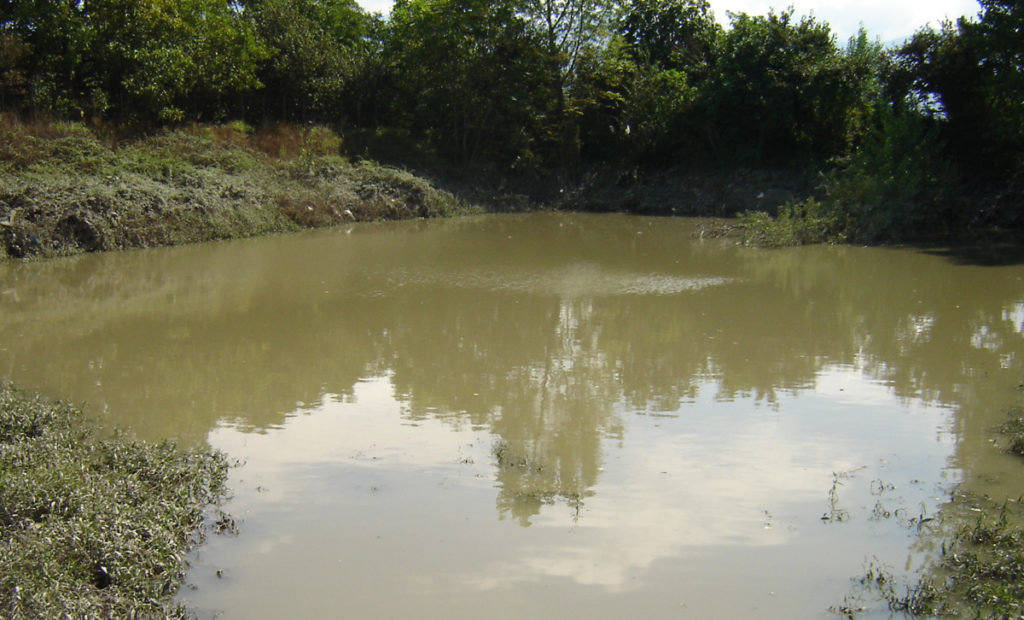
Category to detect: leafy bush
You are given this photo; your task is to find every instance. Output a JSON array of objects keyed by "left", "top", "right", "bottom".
[
  {"left": 737, "top": 104, "right": 959, "bottom": 247},
  {"left": 738, "top": 198, "right": 840, "bottom": 247}
]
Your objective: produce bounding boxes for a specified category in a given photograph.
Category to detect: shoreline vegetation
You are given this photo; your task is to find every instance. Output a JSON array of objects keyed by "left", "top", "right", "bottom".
[
  {"left": 0, "top": 117, "right": 478, "bottom": 260},
  {"left": 0, "top": 115, "right": 824, "bottom": 262},
  {"left": 1, "top": 113, "right": 1021, "bottom": 261},
  {"left": 0, "top": 384, "right": 231, "bottom": 618}
]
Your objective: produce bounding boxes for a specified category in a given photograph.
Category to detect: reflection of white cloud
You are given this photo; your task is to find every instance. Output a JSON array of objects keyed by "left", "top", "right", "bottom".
[
  {"left": 459, "top": 366, "right": 953, "bottom": 593},
  {"left": 197, "top": 368, "right": 955, "bottom": 617},
  {"left": 971, "top": 325, "right": 1002, "bottom": 352},
  {"left": 208, "top": 377, "right": 487, "bottom": 506},
  {"left": 465, "top": 425, "right": 806, "bottom": 592},
  {"left": 815, "top": 364, "right": 904, "bottom": 406},
  {"left": 1004, "top": 302, "right": 1024, "bottom": 334}
]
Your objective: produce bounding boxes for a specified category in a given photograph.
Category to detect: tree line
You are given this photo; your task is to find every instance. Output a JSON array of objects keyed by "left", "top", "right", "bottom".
[{"left": 2, "top": 0, "right": 1022, "bottom": 236}]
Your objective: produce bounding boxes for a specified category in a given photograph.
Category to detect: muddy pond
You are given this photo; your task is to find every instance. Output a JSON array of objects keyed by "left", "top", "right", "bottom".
[{"left": 2, "top": 213, "right": 1024, "bottom": 618}]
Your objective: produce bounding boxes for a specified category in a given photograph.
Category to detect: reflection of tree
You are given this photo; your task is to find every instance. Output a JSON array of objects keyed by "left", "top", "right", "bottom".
[
  {"left": 387, "top": 293, "right": 619, "bottom": 524},
  {"left": 2, "top": 215, "right": 1024, "bottom": 526},
  {"left": 742, "top": 244, "right": 1024, "bottom": 498}
]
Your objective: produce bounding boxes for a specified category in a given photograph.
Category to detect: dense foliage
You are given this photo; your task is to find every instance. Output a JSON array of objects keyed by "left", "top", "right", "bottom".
[{"left": 1, "top": 0, "right": 1022, "bottom": 241}]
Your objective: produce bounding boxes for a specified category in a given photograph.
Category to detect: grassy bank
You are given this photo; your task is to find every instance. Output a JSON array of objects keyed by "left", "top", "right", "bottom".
[
  {"left": 0, "top": 117, "right": 476, "bottom": 260},
  {"left": 0, "top": 384, "right": 231, "bottom": 618}
]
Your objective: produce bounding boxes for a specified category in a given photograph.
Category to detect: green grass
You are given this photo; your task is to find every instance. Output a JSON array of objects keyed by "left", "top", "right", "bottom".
[
  {"left": 0, "top": 117, "right": 476, "bottom": 260},
  {"left": 860, "top": 497, "right": 1024, "bottom": 619},
  {"left": 0, "top": 384, "right": 231, "bottom": 618}
]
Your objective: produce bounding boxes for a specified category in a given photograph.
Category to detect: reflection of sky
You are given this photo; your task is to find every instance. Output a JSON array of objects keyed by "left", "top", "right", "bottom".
[
  {"left": 1004, "top": 301, "right": 1024, "bottom": 334},
  {"left": 463, "top": 366, "right": 955, "bottom": 593},
  {"left": 186, "top": 366, "right": 957, "bottom": 618}
]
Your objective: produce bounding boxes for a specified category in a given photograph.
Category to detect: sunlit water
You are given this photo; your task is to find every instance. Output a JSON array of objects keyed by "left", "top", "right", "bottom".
[{"left": 2, "top": 213, "right": 1023, "bottom": 618}]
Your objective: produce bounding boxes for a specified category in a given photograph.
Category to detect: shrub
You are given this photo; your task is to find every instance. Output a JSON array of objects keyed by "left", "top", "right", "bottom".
[{"left": 738, "top": 198, "right": 840, "bottom": 247}]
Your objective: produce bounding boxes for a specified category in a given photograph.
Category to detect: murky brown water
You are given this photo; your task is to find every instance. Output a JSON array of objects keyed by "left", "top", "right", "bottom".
[{"left": 2, "top": 213, "right": 1024, "bottom": 618}]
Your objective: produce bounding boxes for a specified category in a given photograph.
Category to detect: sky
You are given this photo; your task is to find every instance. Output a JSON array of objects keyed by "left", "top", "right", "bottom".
[{"left": 354, "top": 0, "right": 983, "bottom": 44}]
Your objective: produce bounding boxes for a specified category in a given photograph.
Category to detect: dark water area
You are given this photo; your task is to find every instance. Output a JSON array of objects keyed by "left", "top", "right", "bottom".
[{"left": 2, "top": 213, "right": 1023, "bottom": 617}]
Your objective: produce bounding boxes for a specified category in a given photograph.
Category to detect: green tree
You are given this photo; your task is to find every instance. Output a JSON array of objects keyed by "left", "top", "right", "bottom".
[
  {"left": 0, "top": 0, "right": 267, "bottom": 122},
  {"left": 245, "top": 0, "right": 368, "bottom": 122},
  {"left": 589, "top": 0, "right": 720, "bottom": 162},
  {"left": 841, "top": 27, "right": 888, "bottom": 149},
  {"left": 0, "top": 31, "right": 29, "bottom": 109},
  {"left": 519, "top": 0, "right": 619, "bottom": 169},
  {"left": 0, "top": 0, "right": 95, "bottom": 116},
  {"left": 618, "top": 0, "right": 718, "bottom": 76},
  {"left": 821, "top": 103, "right": 957, "bottom": 243},
  {"left": 701, "top": 10, "right": 852, "bottom": 165},
  {"left": 386, "top": 0, "right": 551, "bottom": 167},
  {"left": 572, "top": 37, "right": 701, "bottom": 164},
  {"left": 897, "top": 0, "right": 1024, "bottom": 175},
  {"left": 87, "top": 0, "right": 268, "bottom": 122}
]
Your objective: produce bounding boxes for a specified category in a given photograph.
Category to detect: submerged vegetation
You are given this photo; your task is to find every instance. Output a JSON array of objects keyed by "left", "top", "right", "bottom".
[
  {"left": 997, "top": 410, "right": 1024, "bottom": 457},
  {"left": 0, "top": 384, "right": 231, "bottom": 618}
]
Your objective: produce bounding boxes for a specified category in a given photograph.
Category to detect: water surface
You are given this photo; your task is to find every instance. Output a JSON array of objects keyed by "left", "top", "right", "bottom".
[{"left": 2, "top": 213, "right": 1023, "bottom": 618}]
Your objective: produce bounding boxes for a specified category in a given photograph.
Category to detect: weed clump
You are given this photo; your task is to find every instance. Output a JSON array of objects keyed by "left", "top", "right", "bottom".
[
  {"left": 0, "top": 384, "right": 230, "bottom": 618},
  {"left": 860, "top": 496, "right": 1024, "bottom": 619}
]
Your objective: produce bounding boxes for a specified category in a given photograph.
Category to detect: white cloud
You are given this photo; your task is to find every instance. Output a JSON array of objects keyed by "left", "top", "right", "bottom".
[{"left": 358, "top": 0, "right": 393, "bottom": 15}]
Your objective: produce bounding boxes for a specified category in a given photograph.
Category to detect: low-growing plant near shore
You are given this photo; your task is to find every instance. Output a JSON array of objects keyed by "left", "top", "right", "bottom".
[
  {"left": 839, "top": 409, "right": 1024, "bottom": 618},
  {"left": 0, "top": 118, "right": 472, "bottom": 259},
  {"left": 738, "top": 198, "right": 841, "bottom": 247},
  {"left": 0, "top": 384, "right": 231, "bottom": 618},
  {"left": 853, "top": 494, "right": 1024, "bottom": 619}
]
